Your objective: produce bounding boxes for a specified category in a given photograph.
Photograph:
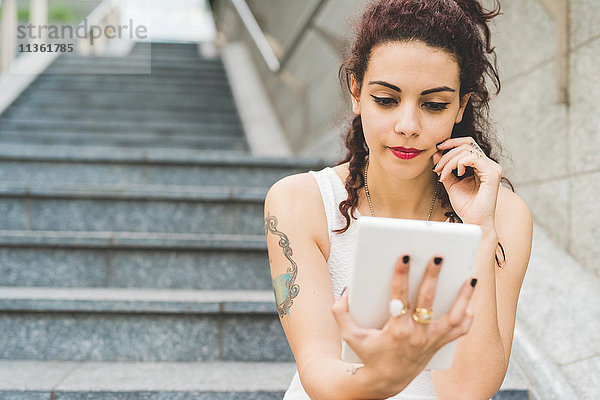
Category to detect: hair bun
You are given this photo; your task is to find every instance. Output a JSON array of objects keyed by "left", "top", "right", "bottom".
[
  {"left": 453, "top": 0, "right": 500, "bottom": 52},
  {"left": 453, "top": 0, "right": 500, "bottom": 23}
]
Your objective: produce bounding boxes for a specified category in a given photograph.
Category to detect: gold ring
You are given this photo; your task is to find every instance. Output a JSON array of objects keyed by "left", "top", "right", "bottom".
[
  {"left": 469, "top": 150, "right": 483, "bottom": 158},
  {"left": 412, "top": 308, "right": 434, "bottom": 324}
]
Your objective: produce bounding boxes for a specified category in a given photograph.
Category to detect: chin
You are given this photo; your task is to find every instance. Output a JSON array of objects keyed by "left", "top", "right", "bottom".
[{"left": 384, "top": 157, "right": 434, "bottom": 179}]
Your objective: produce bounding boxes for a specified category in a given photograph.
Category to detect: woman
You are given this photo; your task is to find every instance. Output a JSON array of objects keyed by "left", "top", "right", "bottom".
[{"left": 264, "top": 0, "right": 533, "bottom": 398}]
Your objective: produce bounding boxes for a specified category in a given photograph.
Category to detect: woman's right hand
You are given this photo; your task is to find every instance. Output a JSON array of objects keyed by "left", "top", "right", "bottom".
[{"left": 331, "top": 255, "right": 477, "bottom": 398}]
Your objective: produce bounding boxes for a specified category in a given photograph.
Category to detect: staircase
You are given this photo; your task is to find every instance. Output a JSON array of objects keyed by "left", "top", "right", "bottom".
[
  {"left": 0, "top": 42, "right": 321, "bottom": 399},
  {"left": 0, "top": 42, "right": 528, "bottom": 399}
]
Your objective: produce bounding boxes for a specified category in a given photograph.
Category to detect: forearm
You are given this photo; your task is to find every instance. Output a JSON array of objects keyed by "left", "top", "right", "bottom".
[
  {"left": 462, "top": 228, "right": 506, "bottom": 368},
  {"left": 434, "top": 229, "right": 507, "bottom": 398},
  {"left": 300, "top": 357, "right": 406, "bottom": 400}
]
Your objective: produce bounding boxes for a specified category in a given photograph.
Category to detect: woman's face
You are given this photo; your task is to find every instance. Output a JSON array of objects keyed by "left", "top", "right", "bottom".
[{"left": 351, "top": 40, "right": 470, "bottom": 178}]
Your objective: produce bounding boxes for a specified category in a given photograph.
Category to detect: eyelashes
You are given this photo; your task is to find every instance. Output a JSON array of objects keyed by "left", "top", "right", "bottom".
[
  {"left": 369, "top": 95, "right": 450, "bottom": 112},
  {"left": 424, "top": 102, "right": 450, "bottom": 111},
  {"left": 370, "top": 95, "right": 396, "bottom": 107}
]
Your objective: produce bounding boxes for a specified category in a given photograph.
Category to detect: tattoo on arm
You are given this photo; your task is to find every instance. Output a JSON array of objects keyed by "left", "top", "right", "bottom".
[
  {"left": 265, "top": 213, "right": 300, "bottom": 318},
  {"left": 346, "top": 364, "right": 364, "bottom": 375}
]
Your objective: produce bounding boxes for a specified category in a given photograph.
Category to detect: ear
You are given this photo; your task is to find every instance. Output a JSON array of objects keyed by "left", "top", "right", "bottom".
[
  {"left": 350, "top": 75, "right": 361, "bottom": 115},
  {"left": 455, "top": 92, "right": 472, "bottom": 124}
]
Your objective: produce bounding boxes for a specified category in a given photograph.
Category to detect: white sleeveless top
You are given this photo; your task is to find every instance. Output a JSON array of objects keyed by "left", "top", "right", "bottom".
[{"left": 282, "top": 167, "right": 440, "bottom": 400}]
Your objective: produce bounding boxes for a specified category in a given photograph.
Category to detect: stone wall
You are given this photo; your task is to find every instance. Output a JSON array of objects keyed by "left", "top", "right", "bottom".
[
  {"left": 211, "top": 0, "right": 600, "bottom": 277},
  {"left": 490, "top": 0, "right": 600, "bottom": 277}
]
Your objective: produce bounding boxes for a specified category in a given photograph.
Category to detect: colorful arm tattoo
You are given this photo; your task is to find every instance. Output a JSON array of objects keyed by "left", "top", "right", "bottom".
[{"left": 265, "top": 213, "right": 300, "bottom": 318}]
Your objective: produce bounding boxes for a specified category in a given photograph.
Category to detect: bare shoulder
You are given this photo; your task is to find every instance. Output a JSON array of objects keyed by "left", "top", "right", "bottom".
[
  {"left": 495, "top": 185, "right": 533, "bottom": 238},
  {"left": 331, "top": 163, "right": 349, "bottom": 181},
  {"left": 264, "top": 172, "right": 328, "bottom": 245},
  {"left": 265, "top": 172, "right": 323, "bottom": 214}
]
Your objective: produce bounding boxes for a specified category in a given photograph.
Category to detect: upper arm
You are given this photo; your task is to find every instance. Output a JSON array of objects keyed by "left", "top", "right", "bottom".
[
  {"left": 264, "top": 173, "right": 342, "bottom": 374},
  {"left": 494, "top": 186, "right": 534, "bottom": 361}
]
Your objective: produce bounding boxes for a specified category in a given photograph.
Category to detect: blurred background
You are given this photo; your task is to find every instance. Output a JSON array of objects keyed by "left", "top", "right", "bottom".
[{"left": 0, "top": 0, "right": 598, "bottom": 399}]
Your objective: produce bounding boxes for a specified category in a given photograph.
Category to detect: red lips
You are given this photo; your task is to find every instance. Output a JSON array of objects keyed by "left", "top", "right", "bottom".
[
  {"left": 389, "top": 146, "right": 423, "bottom": 160},
  {"left": 390, "top": 146, "right": 422, "bottom": 153}
]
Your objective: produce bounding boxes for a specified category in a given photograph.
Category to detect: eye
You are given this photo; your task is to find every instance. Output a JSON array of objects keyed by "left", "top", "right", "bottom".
[
  {"left": 423, "top": 102, "right": 450, "bottom": 112},
  {"left": 370, "top": 95, "right": 397, "bottom": 107}
]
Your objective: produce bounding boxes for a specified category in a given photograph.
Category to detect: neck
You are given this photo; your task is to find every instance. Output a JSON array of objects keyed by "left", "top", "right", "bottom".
[{"left": 364, "top": 157, "right": 440, "bottom": 220}]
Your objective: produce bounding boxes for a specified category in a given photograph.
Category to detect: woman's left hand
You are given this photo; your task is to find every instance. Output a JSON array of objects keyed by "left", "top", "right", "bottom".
[{"left": 432, "top": 138, "right": 502, "bottom": 231}]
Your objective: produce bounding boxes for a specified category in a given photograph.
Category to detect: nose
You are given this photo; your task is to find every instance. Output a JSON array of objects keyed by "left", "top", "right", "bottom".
[{"left": 394, "top": 103, "right": 421, "bottom": 137}]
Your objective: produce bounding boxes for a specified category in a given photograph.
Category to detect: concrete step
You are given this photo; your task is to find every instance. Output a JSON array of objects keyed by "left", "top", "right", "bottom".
[
  {"left": 0, "top": 360, "right": 295, "bottom": 399},
  {"left": 52, "top": 56, "right": 228, "bottom": 73},
  {"left": 0, "top": 184, "right": 265, "bottom": 235},
  {"left": 28, "top": 76, "right": 232, "bottom": 94},
  {"left": 21, "top": 84, "right": 235, "bottom": 100},
  {"left": 0, "top": 287, "right": 290, "bottom": 362},
  {"left": 4, "top": 105, "right": 240, "bottom": 125},
  {"left": 12, "top": 92, "right": 237, "bottom": 111},
  {"left": 130, "top": 51, "right": 208, "bottom": 60},
  {"left": 0, "top": 130, "right": 248, "bottom": 150},
  {"left": 0, "top": 229, "right": 270, "bottom": 289},
  {"left": 34, "top": 73, "right": 229, "bottom": 87},
  {"left": 493, "top": 392, "right": 530, "bottom": 400},
  {"left": 23, "top": 84, "right": 235, "bottom": 98},
  {"left": 13, "top": 89, "right": 237, "bottom": 106},
  {"left": 0, "top": 360, "right": 529, "bottom": 399},
  {"left": 130, "top": 48, "right": 208, "bottom": 60},
  {"left": 0, "top": 144, "right": 323, "bottom": 187},
  {"left": 131, "top": 49, "right": 214, "bottom": 61},
  {"left": 131, "top": 42, "right": 202, "bottom": 54},
  {"left": 43, "top": 64, "right": 228, "bottom": 80},
  {"left": 0, "top": 118, "right": 243, "bottom": 136},
  {"left": 0, "top": 229, "right": 267, "bottom": 250}
]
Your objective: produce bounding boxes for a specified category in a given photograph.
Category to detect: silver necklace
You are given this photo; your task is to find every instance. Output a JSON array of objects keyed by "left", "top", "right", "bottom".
[{"left": 363, "top": 157, "right": 439, "bottom": 220}]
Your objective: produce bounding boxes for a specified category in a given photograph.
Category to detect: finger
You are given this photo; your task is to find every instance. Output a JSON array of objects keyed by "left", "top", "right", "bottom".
[
  {"left": 429, "top": 278, "right": 477, "bottom": 344},
  {"left": 456, "top": 152, "right": 485, "bottom": 177},
  {"left": 433, "top": 146, "right": 467, "bottom": 174},
  {"left": 457, "top": 155, "right": 472, "bottom": 176},
  {"left": 412, "top": 256, "right": 443, "bottom": 328},
  {"left": 439, "top": 307, "right": 474, "bottom": 345},
  {"left": 331, "top": 288, "right": 370, "bottom": 346},
  {"left": 436, "top": 137, "right": 478, "bottom": 150},
  {"left": 438, "top": 167, "right": 459, "bottom": 189},
  {"left": 390, "top": 254, "right": 410, "bottom": 304},
  {"left": 415, "top": 256, "right": 443, "bottom": 310},
  {"left": 432, "top": 150, "right": 443, "bottom": 166},
  {"left": 446, "top": 278, "right": 477, "bottom": 328},
  {"left": 439, "top": 152, "right": 480, "bottom": 182}
]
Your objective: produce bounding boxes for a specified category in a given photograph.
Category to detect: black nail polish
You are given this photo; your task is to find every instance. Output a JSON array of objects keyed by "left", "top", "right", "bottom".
[
  {"left": 471, "top": 278, "right": 478, "bottom": 287},
  {"left": 340, "top": 286, "right": 348, "bottom": 296},
  {"left": 403, "top": 255, "right": 410, "bottom": 264},
  {"left": 434, "top": 257, "right": 442, "bottom": 265}
]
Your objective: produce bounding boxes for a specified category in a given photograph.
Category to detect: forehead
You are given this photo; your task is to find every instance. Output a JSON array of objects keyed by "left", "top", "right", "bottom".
[{"left": 365, "top": 41, "right": 460, "bottom": 89}]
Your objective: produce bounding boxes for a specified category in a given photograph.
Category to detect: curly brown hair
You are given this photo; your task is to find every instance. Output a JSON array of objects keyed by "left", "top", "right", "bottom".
[{"left": 334, "top": 0, "right": 512, "bottom": 267}]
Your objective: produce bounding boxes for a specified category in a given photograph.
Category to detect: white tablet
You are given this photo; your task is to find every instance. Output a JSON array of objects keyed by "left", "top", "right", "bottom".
[{"left": 341, "top": 216, "right": 482, "bottom": 370}]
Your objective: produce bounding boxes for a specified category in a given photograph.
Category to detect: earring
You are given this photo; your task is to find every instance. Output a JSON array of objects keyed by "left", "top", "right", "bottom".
[{"left": 363, "top": 142, "right": 369, "bottom": 153}]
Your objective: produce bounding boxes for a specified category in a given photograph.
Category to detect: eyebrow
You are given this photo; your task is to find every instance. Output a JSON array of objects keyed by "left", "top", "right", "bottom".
[{"left": 368, "top": 80, "right": 456, "bottom": 95}]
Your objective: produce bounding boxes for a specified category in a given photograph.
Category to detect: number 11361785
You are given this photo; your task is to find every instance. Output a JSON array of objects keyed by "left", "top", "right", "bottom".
[{"left": 19, "top": 43, "right": 74, "bottom": 53}]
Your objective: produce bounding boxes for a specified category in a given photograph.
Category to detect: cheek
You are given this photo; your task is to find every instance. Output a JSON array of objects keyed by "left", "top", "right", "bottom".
[
  {"left": 361, "top": 105, "right": 390, "bottom": 135},
  {"left": 423, "top": 115, "right": 456, "bottom": 140}
]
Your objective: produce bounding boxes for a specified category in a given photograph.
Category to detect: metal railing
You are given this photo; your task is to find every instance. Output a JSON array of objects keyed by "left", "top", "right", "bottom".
[
  {"left": 229, "top": 0, "right": 330, "bottom": 73},
  {"left": 77, "top": 0, "right": 120, "bottom": 56},
  {"left": 0, "top": 0, "right": 18, "bottom": 73}
]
